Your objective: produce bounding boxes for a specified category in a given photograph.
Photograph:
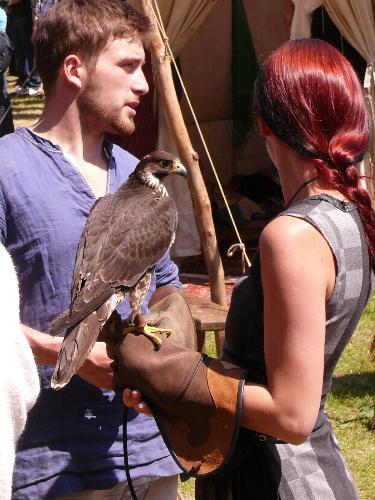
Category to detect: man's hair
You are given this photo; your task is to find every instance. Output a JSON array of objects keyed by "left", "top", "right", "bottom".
[{"left": 34, "top": 0, "right": 151, "bottom": 92}]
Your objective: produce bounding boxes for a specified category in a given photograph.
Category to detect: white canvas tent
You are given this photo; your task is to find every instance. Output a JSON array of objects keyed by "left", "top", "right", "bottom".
[
  {"left": 130, "top": 0, "right": 375, "bottom": 261},
  {"left": 130, "top": 0, "right": 289, "bottom": 258}
]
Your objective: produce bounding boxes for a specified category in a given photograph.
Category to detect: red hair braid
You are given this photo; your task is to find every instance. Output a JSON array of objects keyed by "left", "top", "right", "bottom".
[{"left": 256, "top": 38, "right": 375, "bottom": 270}]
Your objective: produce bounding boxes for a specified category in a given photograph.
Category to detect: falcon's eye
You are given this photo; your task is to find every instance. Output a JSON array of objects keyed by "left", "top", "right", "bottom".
[{"left": 160, "top": 160, "right": 170, "bottom": 168}]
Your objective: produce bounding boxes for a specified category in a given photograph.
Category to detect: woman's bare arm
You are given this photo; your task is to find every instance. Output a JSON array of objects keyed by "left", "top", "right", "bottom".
[{"left": 240, "top": 215, "right": 335, "bottom": 443}]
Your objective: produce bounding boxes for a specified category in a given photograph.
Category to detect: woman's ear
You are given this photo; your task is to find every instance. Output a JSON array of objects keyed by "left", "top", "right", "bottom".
[{"left": 257, "top": 115, "right": 273, "bottom": 138}]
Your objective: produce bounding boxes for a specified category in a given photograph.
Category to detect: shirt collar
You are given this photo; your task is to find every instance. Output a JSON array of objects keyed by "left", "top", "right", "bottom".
[{"left": 16, "top": 127, "right": 115, "bottom": 162}]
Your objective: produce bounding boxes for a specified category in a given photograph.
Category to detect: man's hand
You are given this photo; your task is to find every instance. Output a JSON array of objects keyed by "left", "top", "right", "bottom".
[
  {"left": 123, "top": 388, "right": 152, "bottom": 416},
  {"left": 78, "top": 342, "right": 113, "bottom": 389}
]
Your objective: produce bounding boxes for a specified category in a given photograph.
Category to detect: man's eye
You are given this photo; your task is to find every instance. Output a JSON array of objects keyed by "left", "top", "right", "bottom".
[{"left": 121, "top": 61, "right": 137, "bottom": 70}]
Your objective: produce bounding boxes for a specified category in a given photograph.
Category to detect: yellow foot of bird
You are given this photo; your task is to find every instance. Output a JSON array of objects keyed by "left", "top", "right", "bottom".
[
  {"left": 143, "top": 324, "right": 172, "bottom": 349},
  {"left": 121, "top": 324, "right": 172, "bottom": 350}
]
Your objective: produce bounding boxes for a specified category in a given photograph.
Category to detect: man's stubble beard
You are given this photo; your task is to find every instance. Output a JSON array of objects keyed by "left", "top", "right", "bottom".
[{"left": 77, "top": 82, "right": 135, "bottom": 137}]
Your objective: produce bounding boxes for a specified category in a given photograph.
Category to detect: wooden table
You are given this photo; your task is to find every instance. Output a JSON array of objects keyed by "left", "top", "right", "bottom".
[{"left": 183, "top": 292, "right": 229, "bottom": 356}]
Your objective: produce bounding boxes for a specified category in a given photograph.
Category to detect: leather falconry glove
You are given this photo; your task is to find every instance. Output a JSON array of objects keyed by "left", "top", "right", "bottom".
[{"left": 105, "top": 291, "right": 246, "bottom": 478}]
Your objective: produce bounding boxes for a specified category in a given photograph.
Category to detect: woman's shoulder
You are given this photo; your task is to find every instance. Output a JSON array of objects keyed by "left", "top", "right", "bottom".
[
  {"left": 279, "top": 194, "right": 362, "bottom": 257},
  {"left": 261, "top": 213, "right": 323, "bottom": 248},
  {"left": 260, "top": 214, "right": 334, "bottom": 279}
]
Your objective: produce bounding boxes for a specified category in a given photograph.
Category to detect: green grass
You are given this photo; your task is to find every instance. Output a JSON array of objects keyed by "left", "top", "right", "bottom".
[
  {"left": 7, "top": 75, "right": 44, "bottom": 128},
  {"left": 326, "top": 294, "right": 375, "bottom": 500}
]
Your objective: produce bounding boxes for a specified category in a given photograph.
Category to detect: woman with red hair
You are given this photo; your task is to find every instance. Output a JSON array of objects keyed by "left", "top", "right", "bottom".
[{"left": 113, "top": 39, "right": 374, "bottom": 499}]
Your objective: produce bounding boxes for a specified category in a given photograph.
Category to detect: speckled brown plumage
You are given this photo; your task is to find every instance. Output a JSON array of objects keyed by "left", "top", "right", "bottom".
[{"left": 49, "top": 151, "right": 187, "bottom": 389}]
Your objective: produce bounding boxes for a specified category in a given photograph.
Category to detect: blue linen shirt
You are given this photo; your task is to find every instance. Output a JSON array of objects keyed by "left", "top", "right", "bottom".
[{"left": 0, "top": 128, "right": 181, "bottom": 498}]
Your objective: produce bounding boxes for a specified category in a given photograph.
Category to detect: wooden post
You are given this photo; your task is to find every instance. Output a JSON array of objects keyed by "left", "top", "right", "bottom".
[
  {"left": 284, "top": 0, "right": 295, "bottom": 38},
  {"left": 136, "top": 0, "right": 227, "bottom": 307}
]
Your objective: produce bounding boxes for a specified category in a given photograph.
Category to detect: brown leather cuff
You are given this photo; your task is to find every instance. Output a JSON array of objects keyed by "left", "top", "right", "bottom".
[{"left": 108, "top": 331, "right": 246, "bottom": 477}]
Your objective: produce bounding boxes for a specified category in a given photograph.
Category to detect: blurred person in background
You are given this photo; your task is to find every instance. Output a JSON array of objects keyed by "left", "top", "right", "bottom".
[
  {"left": 0, "top": 4, "right": 14, "bottom": 137},
  {"left": 6, "top": 0, "right": 42, "bottom": 95}
]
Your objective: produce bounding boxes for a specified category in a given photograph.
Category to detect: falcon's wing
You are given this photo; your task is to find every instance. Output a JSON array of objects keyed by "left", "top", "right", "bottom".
[
  {"left": 49, "top": 193, "right": 115, "bottom": 335},
  {"left": 70, "top": 193, "right": 114, "bottom": 301},
  {"left": 80, "top": 185, "right": 178, "bottom": 302},
  {"left": 51, "top": 184, "right": 178, "bottom": 333},
  {"left": 97, "top": 186, "right": 177, "bottom": 286}
]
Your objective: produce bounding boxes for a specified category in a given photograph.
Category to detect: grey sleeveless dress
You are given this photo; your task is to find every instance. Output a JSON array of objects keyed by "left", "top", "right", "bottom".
[{"left": 197, "top": 194, "right": 372, "bottom": 500}]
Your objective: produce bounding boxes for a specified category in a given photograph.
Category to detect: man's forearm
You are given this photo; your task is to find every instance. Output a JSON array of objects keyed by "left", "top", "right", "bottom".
[
  {"left": 21, "top": 323, "right": 113, "bottom": 388},
  {"left": 21, "top": 323, "right": 62, "bottom": 366}
]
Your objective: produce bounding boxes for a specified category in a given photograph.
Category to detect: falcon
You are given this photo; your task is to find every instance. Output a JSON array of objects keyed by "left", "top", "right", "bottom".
[{"left": 49, "top": 151, "right": 187, "bottom": 389}]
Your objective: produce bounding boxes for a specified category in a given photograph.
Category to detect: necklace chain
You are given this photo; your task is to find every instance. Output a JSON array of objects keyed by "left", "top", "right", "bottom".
[{"left": 285, "top": 177, "right": 318, "bottom": 209}]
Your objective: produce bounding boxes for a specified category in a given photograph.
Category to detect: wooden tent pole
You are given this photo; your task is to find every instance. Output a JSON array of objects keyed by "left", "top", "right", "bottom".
[{"left": 138, "top": 0, "right": 227, "bottom": 307}]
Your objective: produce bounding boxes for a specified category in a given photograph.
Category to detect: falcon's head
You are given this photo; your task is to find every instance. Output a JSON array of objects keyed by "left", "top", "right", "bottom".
[{"left": 134, "top": 151, "right": 188, "bottom": 190}]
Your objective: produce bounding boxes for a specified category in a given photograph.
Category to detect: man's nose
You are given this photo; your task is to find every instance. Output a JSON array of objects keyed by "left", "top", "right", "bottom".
[{"left": 134, "top": 69, "right": 149, "bottom": 96}]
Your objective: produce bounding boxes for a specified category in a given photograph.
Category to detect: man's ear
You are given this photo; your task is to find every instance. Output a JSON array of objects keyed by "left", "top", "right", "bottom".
[
  {"left": 60, "top": 54, "right": 86, "bottom": 90},
  {"left": 257, "top": 115, "right": 273, "bottom": 138}
]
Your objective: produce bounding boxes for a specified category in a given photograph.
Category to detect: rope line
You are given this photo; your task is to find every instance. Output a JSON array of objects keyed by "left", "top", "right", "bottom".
[
  {"left": 227, "top": 243, "right": 248, "bottom": 274},
  {"left": 151, "top": 0, "right": 251, "bottom": 269}
]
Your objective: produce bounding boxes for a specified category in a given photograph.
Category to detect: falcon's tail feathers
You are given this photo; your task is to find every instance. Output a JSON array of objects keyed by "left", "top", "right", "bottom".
[
  {"left": 51, "top": 293, "right": 122, "bottom": 389},
  {"left": 49, "top": 308, "right": 71, "bottom": 336},
  {"left": 51, "top": 313, "right": 101, "bottom": 389}
]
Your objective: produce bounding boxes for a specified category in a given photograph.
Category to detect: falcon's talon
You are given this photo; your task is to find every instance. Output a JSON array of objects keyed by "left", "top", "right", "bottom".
[
  {"left": 143, "top": 324, "right": 172, "bottom": 338},
  {"left": 121, "top": 323, "right": 171, "bottom": 349},
  {"left": 141, "top": 324, "right": 171, "bottom": 350}
]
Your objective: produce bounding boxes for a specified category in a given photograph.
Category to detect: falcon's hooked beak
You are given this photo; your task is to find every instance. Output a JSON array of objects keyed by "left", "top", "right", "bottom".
[{"left": 168, "top": 161, "right": 188, "bottom": 178}]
